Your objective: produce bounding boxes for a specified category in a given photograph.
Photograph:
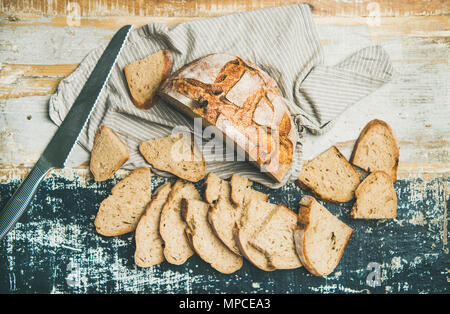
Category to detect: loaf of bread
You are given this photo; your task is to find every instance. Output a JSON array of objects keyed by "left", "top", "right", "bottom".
[
  {"left": 90, "top": 125, "right": 129, "bottom": 182},
  {"left": 124, "top": 49, "right": 173, "bottom": 110},
  {"left": 294, "top": 196, "right": 353, "bottom": 276},
  {"left": 94, "top": 168, "right": 151, "bottom": 236},
  {"left": 181, "top": 198, "right": 243, "bottom": 274},
  {"left": 296, "top": 146, "right": 360, "bottom": 202},
  {"left": 159, "top": 54, "right": 298, "bottom": 183},
  {"left": 351, "top": 119, "right": 399, "bottom": 181},
  {"left": 350, "top": 171, "right": 397, "bottom": 219}
]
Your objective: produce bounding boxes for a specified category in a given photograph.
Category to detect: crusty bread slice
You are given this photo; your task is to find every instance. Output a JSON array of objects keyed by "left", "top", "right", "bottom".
[
  {"left": 139, "top": 133, "right": 206, "bottom": 182},
  {"left": 294, "top": 196, "right": 353, "bottom": 276},
  {"left": 124, "top": 49, "right": 173, "bottom": 110},
  {"left": 134, "top": 182, "right": 172, "bottom": 267},
  {"left": 296, "top": 146, "right": 360, "bottom": 202},
  {"left": 234, "top": 198, "right": 277, "bottom": 271},
  {"left": 94, "top": 168, "right": 151, "bottom": 236},
  {"left": 90, "top": 125, "right": 129, "bottom": 182},
  {"left": 181, "top": 198, "right": 243, "bottom": 274},
  {"left": 350, "top": 171, "right": 397, "bottom": 219},
  {"left": 205, "top": 173, "right": 268, "bottom": 256},
  {"left": 230, "top": 174, "right": 268, "bottom": 207},
  {"left": 250, "top": 205, "right": 302, "bottom": 269},
  {"left": 350, "top": 119, "right": 399, "bottom": 181},
  {"left": 159, "top": 180, "right": 201, "bottom": 265}
]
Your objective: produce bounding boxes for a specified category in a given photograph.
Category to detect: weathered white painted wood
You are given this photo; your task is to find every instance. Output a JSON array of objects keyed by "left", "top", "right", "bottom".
[{"left": 0, "top": 16, "right": 448, "bottom": 177}]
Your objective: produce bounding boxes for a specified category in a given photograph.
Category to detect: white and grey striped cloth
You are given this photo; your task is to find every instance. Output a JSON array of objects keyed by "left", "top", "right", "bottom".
[{"left": 49, "top": 4, "right": 393, "bottom": 188}]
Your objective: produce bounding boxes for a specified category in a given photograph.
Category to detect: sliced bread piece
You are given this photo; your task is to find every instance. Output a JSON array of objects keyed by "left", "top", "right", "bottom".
[
  {"left": 234, "top": 198, "right": 278, "bottom": 271},
  {"left": 159, "top": 180, "right": 201, "bottom": 265},
  {"left": 94, "top": 168, "right": 152, "bottom": 236},
  {"left": 296, "top": 146, "right": 360, "bottom": 202},
  {"left": 250, "top": 205, "right": 302, "bottom": 269},
  {"left": 139, "top": 133, "right": 206, "bottom": 182},
  {"left": 205, "top": 173, "right": 268, "bottom": 256},
  {"left": 350, "top": 119, "right": 399, "bottom": 181},
  {"left": 230, "top": 174, "right": 268, "bottom": 207},
  {"left": 90, "top": 125, "right": 130, "bottom": 182},
  {"left": 350, "top": 171, "right": 397, "bottom": 219},
  {"left": 124, "top": 49, "right": 173, "bottom": 110},
  {"left": 181, "top": 198, "right": 243, "bottom": 274},
  {"left": 134, "top": 181, "right": 172, "bottom": 267},
  {"left": 294, "top": 196, "right": 353, "bottom": 276}
]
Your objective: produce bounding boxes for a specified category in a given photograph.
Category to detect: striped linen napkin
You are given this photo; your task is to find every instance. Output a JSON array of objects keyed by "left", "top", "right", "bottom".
[{"left": 48, "top": 4, "right": 393, "bottom": 188}]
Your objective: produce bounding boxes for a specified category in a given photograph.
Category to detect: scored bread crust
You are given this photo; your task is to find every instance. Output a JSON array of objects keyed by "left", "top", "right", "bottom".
[
  {"left": 294, "top": 196, "right": 353, "bottom": 276},
  {"left": 90, "top": 125, "right": 130, "bottom": 182},
  {"left": 158, "top": 53, "right": 298, "bottom": 183},
  {"left": 350, "top": 119, "right": 399, "bottom": 182},
  {"left": 134, "top": 181, "right": 172, "bottom": 267},
  {"left": 296, "top": 146, "right": 360, "bottom": 203},
  {"left": 124, "top": 49, "right": 173, "bottom": 110}
]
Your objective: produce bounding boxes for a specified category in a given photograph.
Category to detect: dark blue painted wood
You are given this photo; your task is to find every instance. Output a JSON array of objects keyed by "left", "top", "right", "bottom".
[{"left": 0, "top": 173, "right": 448, "bottom": 293}]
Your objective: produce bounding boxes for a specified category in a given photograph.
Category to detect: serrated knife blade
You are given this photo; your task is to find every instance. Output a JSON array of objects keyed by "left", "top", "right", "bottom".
[{"left": 0, "top": 25, "right": 133, "bottom": 241}]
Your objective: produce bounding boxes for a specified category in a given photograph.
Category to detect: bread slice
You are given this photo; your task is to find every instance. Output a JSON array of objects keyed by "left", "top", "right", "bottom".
[
  {"left": 296, "top": 146, "right": 360, "bottom": 202},
  {"left": 234, "top": 198, "right": 277, "bottom": 271},
  {"left": 230, "top": 174, "right": 268, "bottom": 207},
  {"left": 350, "top": 119, "right": 399, "bottom": 181},
  {"left": 134, "top": 182, "right": 172, "bottom": 267},
  {"left": 205, "top": 173, "right": 268, "bottom": 256},
  {"left": 350, "top": 171, "right": 397, "bottom": 219},
  {"left": 250, "top": 205, "right": 302, "bottom": 269},
  {"left": 294, "top": 196, "right": 353, "bottom": 276},
  {"left": 159, "top": 180, "right": 201, "bottom": 265},
  {"left": 181, "top": 198, "right": 243, "bottom": 274},
  {"left": 124, "top": 49, "right": 173, "bottom": 110},
  {"left": 139, "top": 133, "right": 206, "bottom": 182},
  {"left": 90, "top": 125, "right": 130, "bottom": 182},
  {"left": 94, "top": 168, "right": 152, "bottom": 236}
]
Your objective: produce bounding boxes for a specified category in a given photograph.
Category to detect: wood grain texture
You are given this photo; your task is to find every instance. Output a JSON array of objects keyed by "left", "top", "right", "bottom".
[
  {"left": 0, "top": 174, "right": 447, "bottom": 293},
  {"left": 0, "top": 0, "right": 448, "bottom": 294},
  {"left": 1, "top": 0, "right": 449, "bottom": 17}
]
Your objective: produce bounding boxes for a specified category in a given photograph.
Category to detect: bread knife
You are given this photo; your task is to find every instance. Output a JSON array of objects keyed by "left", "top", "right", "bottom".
[{"left": 0, "top": 25, "right": 133, "bottom": 241}]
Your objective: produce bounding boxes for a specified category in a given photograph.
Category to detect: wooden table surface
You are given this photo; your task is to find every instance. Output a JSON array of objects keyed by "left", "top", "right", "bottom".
[{"left": 0, "top": 0, "right": 448, "bottom": 294}]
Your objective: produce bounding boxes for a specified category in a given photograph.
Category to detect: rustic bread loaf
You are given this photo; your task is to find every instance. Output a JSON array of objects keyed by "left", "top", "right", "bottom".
[
  {"left": 159, "top": 53, "right": 298, "bottom": 183},
  {"left": 294, "top": 196, "right": 353, "bottom": 276},
  {"left": 250, "top": 205, "right": 302, "bottom": 269},
  {"left": 94, "top": 168, "right": 151, "bottom": 236},
  {"left": 234, "top": 198, "right": 278, "bottom": 271},
  {"left": 205, "top": 173, "right": 268, "bottom": 256},
  {"left": 181, "top": 198, "right": 243, "bottom": 274},
  {"left": 90, "top": 125, "right": 129, "bottom": 182},
  {"left": 296, "top": 146, "right": 360, "bottom": 202},
  {"left": 134, "top": 182, "right": 172, "bottom": 267},
  {"left": 124, "top": 49, "right": 173, "bottom": 110},
  {"left": 139, "top": 133, "right": 206, "bottom": 182},
  {"left": 159, "top": 180, "right": 201, "bottom": 265},
  {"left": 350, "top": 119, "right": 399, "bottom": 181},
  {"left": 350, "top": 171, "right": 397, "bottom": 219}
]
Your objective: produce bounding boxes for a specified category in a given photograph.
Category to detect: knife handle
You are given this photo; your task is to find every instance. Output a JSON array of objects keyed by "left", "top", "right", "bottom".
[{"left": 0, "top": 158, "right": 52, "bottom": 240}]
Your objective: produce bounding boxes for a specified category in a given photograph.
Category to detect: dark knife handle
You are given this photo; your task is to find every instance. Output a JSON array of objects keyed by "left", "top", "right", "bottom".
[{"left": 0, "top": 158, "right": 52, "bottom": 240}]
